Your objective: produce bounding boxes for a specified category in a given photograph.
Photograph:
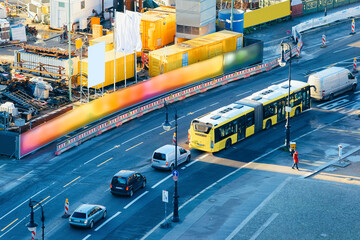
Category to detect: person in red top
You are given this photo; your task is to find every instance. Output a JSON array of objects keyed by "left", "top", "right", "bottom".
[{"left": 292, "top": 151, "right": 299, "bottom": 170}]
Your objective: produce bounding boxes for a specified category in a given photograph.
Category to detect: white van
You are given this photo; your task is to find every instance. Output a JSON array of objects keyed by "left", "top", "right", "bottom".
[
  {"left": 308, "top": 67, "right": 357, "bottom": 100},
  {"left": 152, "top": 144, "right": 191, "bottom": 171}
]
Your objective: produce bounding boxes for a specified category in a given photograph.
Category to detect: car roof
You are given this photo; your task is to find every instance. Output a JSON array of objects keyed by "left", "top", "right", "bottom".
[
  {"left": 114, "top": 170, "right": 136, "bottom": 178},
  {"left": 154, "top": 144, "right": 177, "bottom": 154},
  {"left": 74, "top": 204, "right": 97, "bottom": 213}
]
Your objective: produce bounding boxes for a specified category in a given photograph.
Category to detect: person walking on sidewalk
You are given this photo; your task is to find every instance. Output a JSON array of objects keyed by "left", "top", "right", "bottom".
[{"left": 292, "top": 151, "right": 299, "bottom": 170}]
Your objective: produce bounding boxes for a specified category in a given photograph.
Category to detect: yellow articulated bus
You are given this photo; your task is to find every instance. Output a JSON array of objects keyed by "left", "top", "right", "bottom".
[{"left": 188, "top": 80, "right": 311, "bottom": 152}]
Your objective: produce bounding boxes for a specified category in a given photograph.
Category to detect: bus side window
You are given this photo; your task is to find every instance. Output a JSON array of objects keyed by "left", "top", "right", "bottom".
[{"left": 246, "top": 112, "right": 254, "bottom": 127}]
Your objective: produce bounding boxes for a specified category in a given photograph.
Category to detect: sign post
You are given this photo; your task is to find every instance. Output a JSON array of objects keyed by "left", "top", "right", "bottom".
[{"left": 161, "top": 190, "right": 171, "bottom": 228}]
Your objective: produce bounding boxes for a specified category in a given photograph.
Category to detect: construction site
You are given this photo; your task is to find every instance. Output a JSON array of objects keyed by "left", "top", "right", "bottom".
[{"left": 0, "top": 0, "right": 296, "bottom": 158}]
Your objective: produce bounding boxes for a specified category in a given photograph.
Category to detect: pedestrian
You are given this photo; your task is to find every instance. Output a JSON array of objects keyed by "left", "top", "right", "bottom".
[{"left": 292, "top": 151, "right": 299, "bottom": 170}]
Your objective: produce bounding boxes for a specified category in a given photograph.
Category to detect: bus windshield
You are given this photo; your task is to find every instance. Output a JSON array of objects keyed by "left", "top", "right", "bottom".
[{"left": 193, "top": 122, "right": 212, "bottom": 134}]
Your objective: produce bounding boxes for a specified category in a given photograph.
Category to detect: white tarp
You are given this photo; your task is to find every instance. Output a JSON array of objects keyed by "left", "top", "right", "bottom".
[
  {"left": 0, "top": 5, "right": 6, "bottom": 19},
  {"left": 115, "top": 11, "right": 142, "bottom": 54},
  {"left": 88, "top": 41, "right": 105, "bottom": 88},
  {"left": 11, "top": 25, "right": 27, "bottom": 42}
]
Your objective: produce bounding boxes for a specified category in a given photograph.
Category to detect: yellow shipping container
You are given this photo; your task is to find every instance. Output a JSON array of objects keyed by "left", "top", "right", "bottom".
[
  {"left": 78, "top": 49, "right": 135, "bottom": 88},
  {"left": 89, "top": 33, "right": 114, "bottom": 52},
  {"left": 149, "top": 30, "right": 243, "bottom": 77},
  {"left": 140, "top": 10, "right": 176, "bottom": 51}
]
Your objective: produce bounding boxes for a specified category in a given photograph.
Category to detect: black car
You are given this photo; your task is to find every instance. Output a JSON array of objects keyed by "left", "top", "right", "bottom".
[{"left": 110, "top": 170, "right": 146, "bottom": 197}]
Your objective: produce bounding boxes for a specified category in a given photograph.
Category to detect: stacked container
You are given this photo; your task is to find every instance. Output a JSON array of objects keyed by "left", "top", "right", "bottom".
[
  {"left": 149, "top": 30, "right": 243, "bottom": 77},
  {"left": 78, "top": 50, "right": 134, "bottom": 88},
  {"left": 0, "top": 19, "right": 10, "bottom": 43},
  {"left": 140, "top": 8, "right": 176, "bottom": 51},
  {"left": 89, "top": 33, "right": 114, "bottom": 52}
]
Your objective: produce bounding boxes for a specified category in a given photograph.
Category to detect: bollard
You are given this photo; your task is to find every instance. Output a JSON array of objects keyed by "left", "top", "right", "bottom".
[
  {"left": 353, "top": 57, "right": 358, "bottom": 73},
  {"left": 172, "top": 133, "right": 176, "bottom": 145},
  {"left": 62, "top": 199, "right": 70, "bottom": 218},
  {"left": 321, "top": 34, "right": 326, "bottom": 48},
  {"left": 296, "top": 43, "right": 301, "bottom": 58},
  {"left": 31, "top": 230, "right": 36, "bottom": 240},
  {"left": 350, "top": 19, "right": 356, "bottom": 35}
]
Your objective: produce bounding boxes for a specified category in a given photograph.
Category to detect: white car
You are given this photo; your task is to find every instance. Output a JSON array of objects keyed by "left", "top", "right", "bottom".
[
  {"left": 69, "top": 204, "right": 106, "bottom": 229},
  {"left": 152, "top": 144, "right": 191, "bottom": 170}
]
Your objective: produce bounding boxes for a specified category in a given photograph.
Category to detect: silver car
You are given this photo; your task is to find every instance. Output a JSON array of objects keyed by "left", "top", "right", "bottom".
[{"left": 69, "top": 204, "right": 107, "bottom": 229}]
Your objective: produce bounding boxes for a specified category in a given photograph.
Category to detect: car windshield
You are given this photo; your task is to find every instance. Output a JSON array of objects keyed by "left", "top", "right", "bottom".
[
  {"left": 153, "top": 152, "right": 166, "bottom": 160},
  {"left": 72, "top": 212, "right": 86, "bottom": 219},
  {"left": 112, "top": 177, "right": 127, "bottom": 185}
]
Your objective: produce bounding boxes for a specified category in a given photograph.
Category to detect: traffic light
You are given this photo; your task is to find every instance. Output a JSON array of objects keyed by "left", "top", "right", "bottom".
[{"left": 114, "top": 0, "right": 124, "bottom": 12}]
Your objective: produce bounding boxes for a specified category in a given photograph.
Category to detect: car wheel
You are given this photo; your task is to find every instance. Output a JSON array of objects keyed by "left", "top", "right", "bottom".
[
  {"left": 225, "top": 139, "right": 231, "bottom": 149},
  {"left": 129, "top": 189, "right": 133, "bottom": 197},
  {"left": 142, "top": 180, "right": 146, "bottom": 188},
  {"left": 265, "top": 120, "right": 271, "bottom": 130},
  {"left": 186, "top": 155, "right": 191, "bottom": 163},
  {"left": 352, "top": 84, "right": 357, "bottom": 91},
  {"left": 103, "top": 211, "right": 107, "bottom": 219},
  {"left": 89, "top": 221, "right": 94, "bottom": 229},
  {"left": 295, "top": 108, "right": 301, "bottom": 116},
  {"left": 329, "top": 93, "right": 334, "bottom": 101},
  {"left": 170, "top": 164, "right": 175, "bottom": 171}
]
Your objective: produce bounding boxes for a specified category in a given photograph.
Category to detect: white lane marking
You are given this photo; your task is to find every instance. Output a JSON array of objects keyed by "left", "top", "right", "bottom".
[
  {"left": 334, "top": 35, "right": 350, "bottom": 41},
  {"left": 272, "top": 78, "right": 287, "bottom": 84},
  {"left": 0, "top": 216, "right": 26, "bottom": 239},
  {"left": 84, "top": 146, "right": 119, "bottom": 165},
  {"left": 321, "top": 99, "right": 350, "bottom": 110},
  {"left": 333, "top": 46, "right": 352, "bottom": 53},
  {"left": 199, "top": 154, "right": 209, "bottom": 160},
  {"left": 17, "top": 170, "right": 34, "bottom": 181},
  {"left": 249, "top": 213, "right": 279, "bottom": 240},
  {"left": 236, "top": 90, "right": 252, "bottom": 97},
  {"left": 332, "top": 101, "right": 355, "bottom": 111},
  {"left": 181, "top": 167, "right": 186, "bottom": 170},
  {"left": 151, "top": 174, "right": 172, "bottom": 189},
  {"left": 122, "top": 125, "right": 163, "bottom": 145},
  {"left": 49, "top": 157, "right": 57, "bottom": 162},
  {"left": 354, "top": 90, "right": 360, "bottom": 94},
  {"left": 123, "top": 191, "right": 149, "bottom": 209},
  {"left": 226, "top": 180, "right": 289, "bottom": 240},
  {"left": 185, "top": 159, "right": 199, "bottom": 168},
  {"left": 317, "top": 95, "right": 348, "bottom": 107},
  {"left": 0, "top": 163, "right": 7, "bottom": 169},
  {"left": 264, "top": 36, "right": 289, "bottom": 44},
  {"left": 94, "top": 211, "right": 121, "bottom": 232},
  {"left": 82, "top": 234, "right": 91, "bottom": 240},
  {"left": 177, "top": 116, "right": 186, "bottom": 120},
  {"left": 0, "top": 185, "right": 51, "bottom": 221},
  {"left": 210, "top": 102, "right": 219, "bottom": 106},
  {"left": 191, "top": 107, "right": 207, "bottom": 114}
]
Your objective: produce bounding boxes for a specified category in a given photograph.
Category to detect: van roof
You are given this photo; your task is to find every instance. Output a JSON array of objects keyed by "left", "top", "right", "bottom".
[
  {"left": 114, "top": 170, "right": 136, "bottom": 178},
  {"left": 154, "top": 144, "right": 176, "bottom": 154},
  {"left": 310, "top": 67, "right": 347, "bottom": 78}
]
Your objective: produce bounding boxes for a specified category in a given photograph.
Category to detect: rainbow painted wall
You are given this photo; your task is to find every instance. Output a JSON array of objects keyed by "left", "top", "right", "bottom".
[{"left": 20, "top": 41, "right": 263, "bottom": 157}]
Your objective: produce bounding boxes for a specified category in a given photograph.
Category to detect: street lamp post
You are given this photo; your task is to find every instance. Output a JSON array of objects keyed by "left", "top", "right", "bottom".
[
  {"left": 278, "top": 41, "right": 292, "bottom": 151},
  {"left": 163, "top": 102, "right": 180, "bottom": 222},
  {"left": 26, "top": 199, "right": 45, "bottom": 240}
]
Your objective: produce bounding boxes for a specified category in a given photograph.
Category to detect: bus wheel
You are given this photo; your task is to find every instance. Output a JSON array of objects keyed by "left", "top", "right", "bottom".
[
  {"left": 265, "top": 120, "right": 272, "bottom": 130},
  {"left": 225, "top": 139, "right": 231, "bottom": 149},
  {"left": 295, "top": 108, "right": 301, "bottom": 116}
]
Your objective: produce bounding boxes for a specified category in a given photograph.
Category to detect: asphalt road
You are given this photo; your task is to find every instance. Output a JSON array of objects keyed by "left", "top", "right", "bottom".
[{"left": 1, "top": 10, "right": 360, "bottom": 240}]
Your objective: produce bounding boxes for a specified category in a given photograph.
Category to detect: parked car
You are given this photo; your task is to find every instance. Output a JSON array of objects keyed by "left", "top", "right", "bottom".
[
  {"left": 69, "top": 204, "right": 106, "bottom": 229},
  {"left": 152, "top": 144, "right": 191, "bottom": 171},
  {"left": 308, "top": 67, "right": 357, "bottom": 100},
  {"left": 110, "top": 170, "right": 146, "bottom": 197}
]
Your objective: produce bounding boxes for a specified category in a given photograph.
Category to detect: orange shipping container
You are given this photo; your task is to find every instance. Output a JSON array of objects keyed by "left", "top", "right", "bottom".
[
  {"left": 149, "top": 30, "right": 243, "bottom": 77},
  {"left": 78, "top": 49, "right": 135, "bottom": 88},
  {"left": 140, "top": 10, "right": 176, "bottom": 51}
]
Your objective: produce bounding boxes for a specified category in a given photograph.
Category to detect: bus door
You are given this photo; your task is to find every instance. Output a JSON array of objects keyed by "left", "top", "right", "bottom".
[
  {"left": 236, "top": 116, "right": 246, "bottom": 142},
  {"left": 302, "top": 88, "right": 311, "bottom": 110},
  {"left": 277, "top": 98, "right": 286, "bottom": 122}
]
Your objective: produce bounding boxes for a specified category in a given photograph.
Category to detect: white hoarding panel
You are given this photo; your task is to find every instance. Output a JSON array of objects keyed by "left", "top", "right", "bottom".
[{"left": 88, "top": 41, "right": 105, "bottom": 88}]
